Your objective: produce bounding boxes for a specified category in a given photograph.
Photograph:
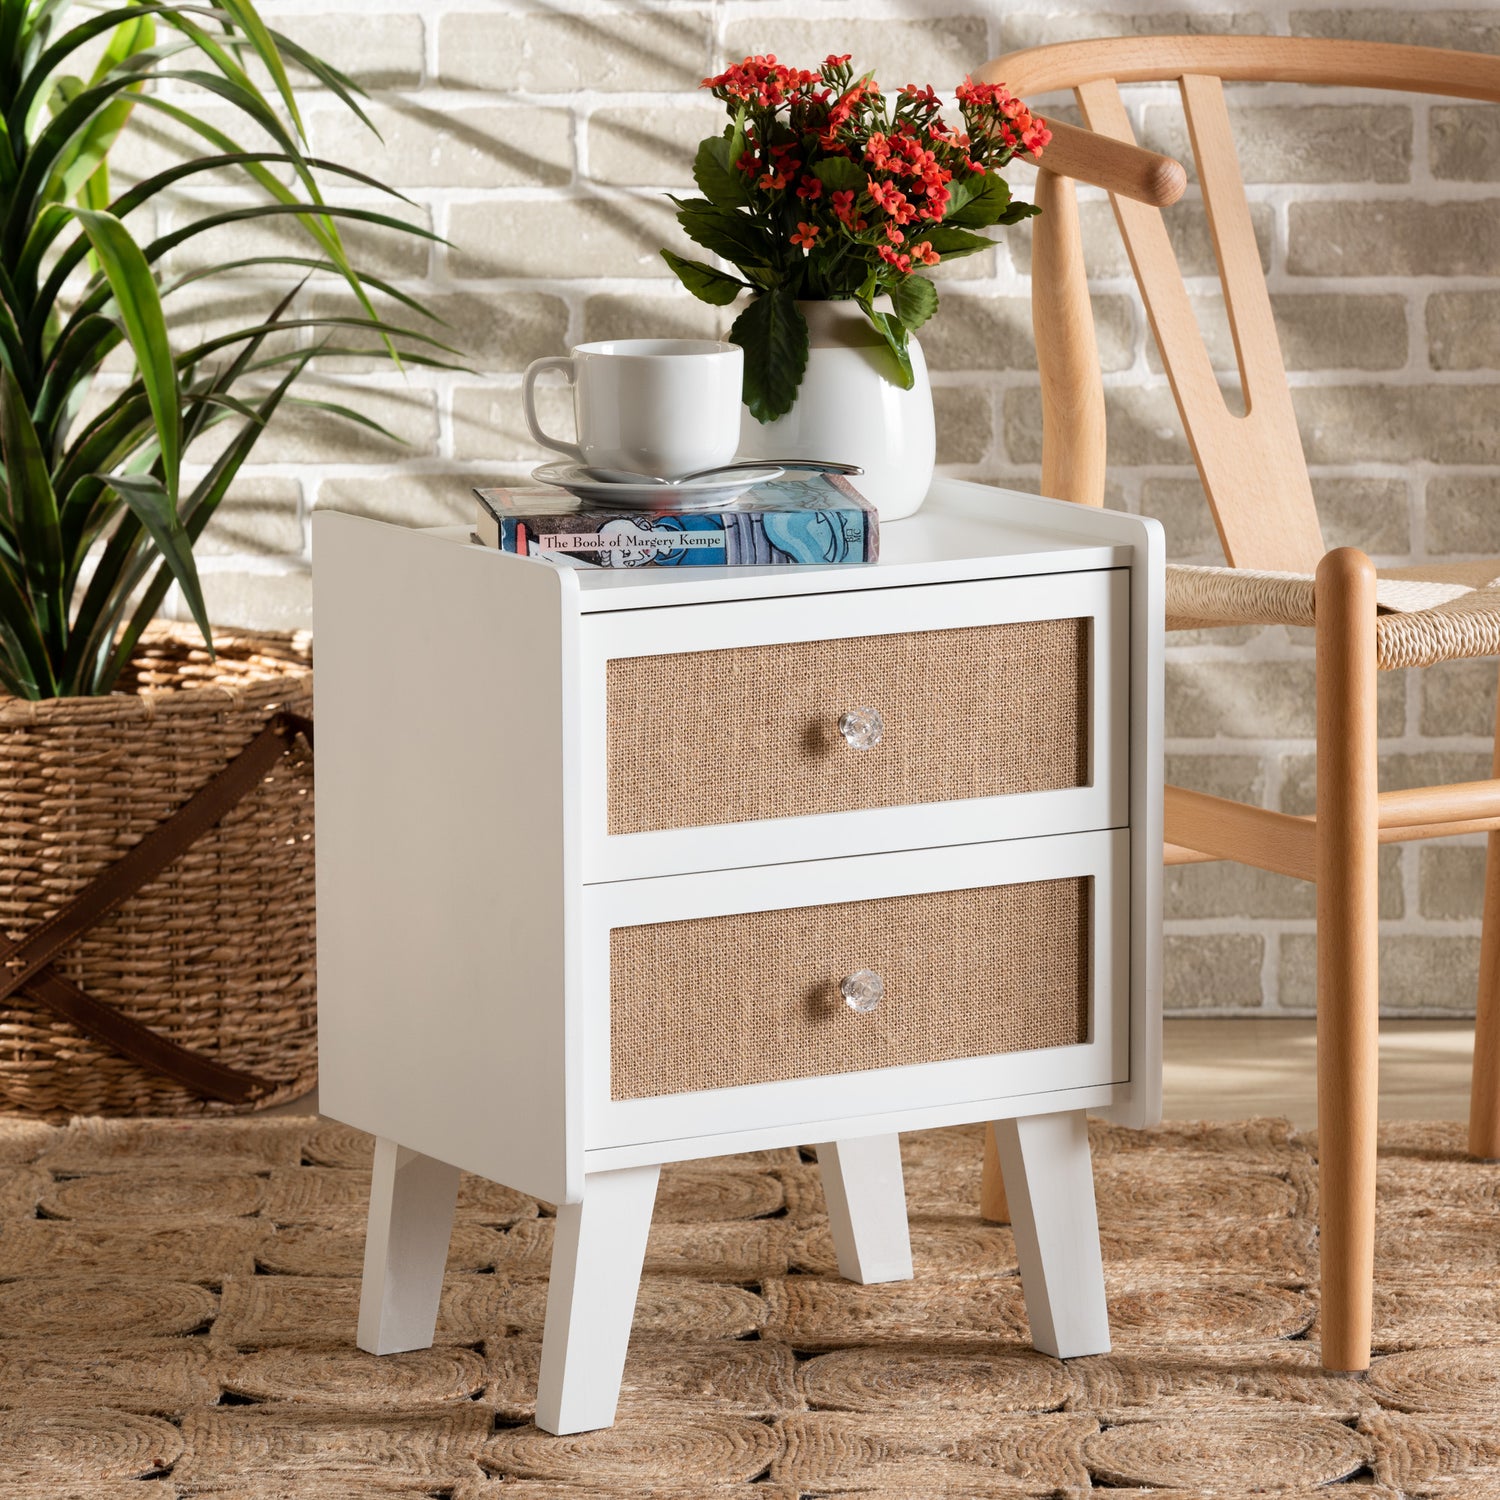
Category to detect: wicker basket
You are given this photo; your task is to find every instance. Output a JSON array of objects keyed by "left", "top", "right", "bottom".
[{"left": 0, "top": 624, "right": 316, "bottom": 1118}]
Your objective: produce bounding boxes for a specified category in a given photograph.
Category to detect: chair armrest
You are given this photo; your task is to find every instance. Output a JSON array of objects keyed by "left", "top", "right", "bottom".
[{"left": 1024, "top": 118, "right": 1186, "bottom": 206}]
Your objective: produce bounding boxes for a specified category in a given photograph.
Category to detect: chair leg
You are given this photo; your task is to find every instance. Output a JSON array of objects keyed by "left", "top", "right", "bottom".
[
  {"left": 1314, "top": 547, "right": 1381, "bottom": 1374},
  {"left": 980, "top": 1123, "right": 1010, "bottom": 1223},
  {"left": 1469, "top": 658, "right": 1500, "bottom": 1160}
]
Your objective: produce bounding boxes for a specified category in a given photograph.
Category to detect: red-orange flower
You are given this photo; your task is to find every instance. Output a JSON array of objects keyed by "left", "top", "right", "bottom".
[{"left": 791, "top": 221, "right": 820, "bottom": 249}]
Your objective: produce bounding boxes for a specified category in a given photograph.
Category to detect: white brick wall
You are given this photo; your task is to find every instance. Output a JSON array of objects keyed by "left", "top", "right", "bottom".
[{"left": 174, "top": 0, "right": 1500, "bottom": 1017}]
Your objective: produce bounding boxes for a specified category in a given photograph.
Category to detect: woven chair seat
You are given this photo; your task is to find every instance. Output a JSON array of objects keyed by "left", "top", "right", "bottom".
[{"left": 1167, "top": 559, "right": 1500, "bottom": 669}]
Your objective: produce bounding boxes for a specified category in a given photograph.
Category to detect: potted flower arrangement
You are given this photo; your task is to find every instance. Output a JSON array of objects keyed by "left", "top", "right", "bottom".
[
  {"left": 662, "top": 54, "right": 1050, "bottom": 518},
  {"left": 0, "top": 0, "right": 446, "bottom": 1116}
]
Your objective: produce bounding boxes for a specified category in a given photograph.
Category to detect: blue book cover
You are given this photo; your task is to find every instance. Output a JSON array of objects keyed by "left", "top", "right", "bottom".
[{"left": 472, "top": 474, "right": 878, "bottom": 568}]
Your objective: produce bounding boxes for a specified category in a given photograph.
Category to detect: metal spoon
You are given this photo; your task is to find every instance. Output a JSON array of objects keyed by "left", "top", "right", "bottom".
[{"left": 580, "top": 458, "right": 864, "bottom": 486}]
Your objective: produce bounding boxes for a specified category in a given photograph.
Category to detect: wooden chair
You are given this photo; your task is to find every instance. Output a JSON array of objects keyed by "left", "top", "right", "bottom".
[{"left": 974, "top": 35, "right": 1500, "bottom": 1374}]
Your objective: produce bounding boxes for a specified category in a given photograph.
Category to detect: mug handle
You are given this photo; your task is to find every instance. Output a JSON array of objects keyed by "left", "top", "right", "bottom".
[{"left": 522, "top": 355, "right": 583, "bottom": 461}]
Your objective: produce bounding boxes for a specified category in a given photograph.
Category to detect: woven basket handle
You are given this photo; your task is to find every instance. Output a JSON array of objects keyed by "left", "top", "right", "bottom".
[{"left": 0, "top": 710, "right": 313, "bottom": 1104}]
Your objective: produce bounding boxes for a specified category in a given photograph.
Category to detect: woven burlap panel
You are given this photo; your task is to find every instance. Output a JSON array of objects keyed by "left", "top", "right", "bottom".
[
  {"left": 610, "top": 877, "right": 1089, "bottom": 1100},
  {"left": 606, "top": 618, "right": 1088, "bottom": 835}
]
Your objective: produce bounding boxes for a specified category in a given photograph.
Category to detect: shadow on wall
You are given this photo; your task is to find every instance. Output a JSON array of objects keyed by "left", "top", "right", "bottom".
[{"left": 168, "top": 0, "right": 1500, "bottom": 1023}]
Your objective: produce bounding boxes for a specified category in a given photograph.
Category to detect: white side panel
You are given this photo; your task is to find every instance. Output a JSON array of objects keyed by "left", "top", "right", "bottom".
[
  {"left": 583, "top": 830, "right": 1129, "bottom": 1151},
  {"left": 971, "top": 498, "right": 1161, "bottom": 1127},
  {"left": 1064, "top": 512, "right": 1164, "bottom": 1129},
  {"left": 580, "top": 570, "right": 1129, "bottom": 881},
  {"left": 313, "top": 512, "right": 583, "bottom": 1203}
]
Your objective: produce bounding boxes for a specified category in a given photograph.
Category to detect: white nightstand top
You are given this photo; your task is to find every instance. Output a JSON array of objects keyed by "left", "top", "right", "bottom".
[{"left": 420, "top": 477, "right": 1137, "bottom": 612}]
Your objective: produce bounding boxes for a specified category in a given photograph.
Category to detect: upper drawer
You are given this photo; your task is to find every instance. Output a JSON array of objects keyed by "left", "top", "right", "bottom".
[
  {"left": 607, "top": 615, "right": 1087, "bottom": 833},
  {"left": 578, "top": 570, "right": 1128, "bottom": 881}
]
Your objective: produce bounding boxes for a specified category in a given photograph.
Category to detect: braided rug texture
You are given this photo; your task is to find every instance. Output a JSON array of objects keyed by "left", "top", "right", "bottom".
[{"left": 0, "top": 1113, "right": 1494, "bottom": 1497}]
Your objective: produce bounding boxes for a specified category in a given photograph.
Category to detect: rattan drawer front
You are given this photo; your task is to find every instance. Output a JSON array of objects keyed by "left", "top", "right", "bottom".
[
  {"left": 605, "top": 616, "right": 1088, "bottom": 836},
  {"left": 609, "top": 876, "right": 1089, "bottom": 1101}
]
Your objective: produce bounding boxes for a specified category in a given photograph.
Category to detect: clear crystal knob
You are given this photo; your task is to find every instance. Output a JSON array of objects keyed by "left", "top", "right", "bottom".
[
  {"left": 841, "top": 968, "right": 885, "bottom": 1014},
  {"left": 839, "top": 706, "right": 884, "bottom": 750}
]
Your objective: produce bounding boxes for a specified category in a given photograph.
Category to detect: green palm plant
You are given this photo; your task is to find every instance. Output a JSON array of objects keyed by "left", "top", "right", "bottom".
[{"left": 0, "top": 0, "right": 450, "bottom": 699}]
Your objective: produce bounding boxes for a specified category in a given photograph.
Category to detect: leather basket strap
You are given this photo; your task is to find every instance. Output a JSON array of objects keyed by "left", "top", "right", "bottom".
[{"left": 0, "top": 710, "right": 313, "bottom": 1103}]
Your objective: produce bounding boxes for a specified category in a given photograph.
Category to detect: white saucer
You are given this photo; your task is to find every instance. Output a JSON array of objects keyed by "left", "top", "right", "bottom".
[{"left": 533, "top": 461, "right": 784, "bottom": 511}]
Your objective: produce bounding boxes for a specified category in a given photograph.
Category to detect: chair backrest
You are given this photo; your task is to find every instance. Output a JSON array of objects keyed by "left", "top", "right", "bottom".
[{"left": 985, "top": 37, "right": 1500, "bottom": 573}]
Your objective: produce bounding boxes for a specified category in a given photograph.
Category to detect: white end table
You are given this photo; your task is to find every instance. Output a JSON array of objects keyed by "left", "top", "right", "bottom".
[{"left": 313, "top": 478, "right": 1163, "bottom": 1434}]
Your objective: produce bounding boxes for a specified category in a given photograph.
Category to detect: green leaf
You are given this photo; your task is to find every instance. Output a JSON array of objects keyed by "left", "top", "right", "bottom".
[
  {"left": 62, "top": 283, "right": 309, "bottom": 679},
  {"left": 16, "top": 3, "right": 173, "bottom": 126},
  {"left": 29, "top": 150, "right": 419, "bottom": 320},
  {"left": 214, "top": 0, "right": 308, "bottom": 140},
  {"left": 940, "top": 171, "right": 981, "bottom": 220},
  {"left": 0, "top": 365, "right": 65, "bottom": 644},
  {"left": 164, "top": 255, "right": 436, "bottom": 322},
  {"left": 675, "top": 199, "right": 774, "bottom": 269},
  {"left": 175, "top": 314, "right": 460, "bottom": 368},
  {"left": 660, "top": 249, "right": 748, "bottom": 306},
  {"left": 78, "top": 159, "right": 110, "bottom": 212},
  {"left": 97, "top": 472, "right": 210, "bottom": 649},
  {"left": 0, "top": 113, "right": 19, "bottom": 192},
  {"left": 730, "top": 290, "right": 808, "bottom": 424},
  {"left": 45, "top": 12, "right": 156, "bottom": 207},
  {"left": 267, "top": 28, "right": 376, "bottom": 136},
  {"left": 86, "top": 10, "right": 156, "bottom": 87},
  {"left": 90, "top": 361, "right": 309, "bottom": 694},
  {"left": 72, "top": 207, "right": 181, "bottom": 501},
  {"left": 917, "top": 225, "right": 996, "bottom": 260},
  {"left": 996, "top": 201, "right": 1042, "bottom": 225},
  {"left": 123, "top": 61, "right": 396, "bottom": 358},
  {"left": 946, "top": 172, "right": 1012, "bottom": 229},
  {"left": 855, "top": 295, "right": 915, "bottom": 390},
  {"left": 8, "top": 68, "right": 159, "bottom": 248},
  {"left": 0, "top": 549, "right": 54, "bottom": 698},
  {"left": 811, "top": 156, "right": 866, "bottom": 195},
  {"left": 889, "top": 273, "right": 939, "bottom": 332},
  {"left": 50, "top": 200, "right": 442, "bottom": 359},
  {"left": 693, "top": 132, "right": 750, "bottom": 208}
]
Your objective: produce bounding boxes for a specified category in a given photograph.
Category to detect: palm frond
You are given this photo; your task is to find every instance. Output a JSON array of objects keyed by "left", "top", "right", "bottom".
[{"left": 0, "top": 0, "right": 452, "bottom": 699}]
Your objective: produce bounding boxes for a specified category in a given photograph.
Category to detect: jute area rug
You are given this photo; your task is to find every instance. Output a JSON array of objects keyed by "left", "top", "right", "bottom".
[{"left": 0, "top": 1115, "right": 1495, "bottom": 1498}]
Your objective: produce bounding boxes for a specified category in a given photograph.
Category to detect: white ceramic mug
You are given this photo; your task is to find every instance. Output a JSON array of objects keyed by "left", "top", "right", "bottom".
[{"left": 522, "top": 339, "right": 744, "bottom": 479}]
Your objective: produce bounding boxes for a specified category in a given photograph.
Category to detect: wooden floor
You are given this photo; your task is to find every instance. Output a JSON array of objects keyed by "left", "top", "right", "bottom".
[
  {"left": 1161, "top": 1017, "right": 1473, "bottom": 1127},
  {"left": 281, "top": 1019, "right": 1475, "bottom": 1129}
]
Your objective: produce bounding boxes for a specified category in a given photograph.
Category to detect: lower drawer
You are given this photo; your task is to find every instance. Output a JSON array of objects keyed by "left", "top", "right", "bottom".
[{"left": 582, "top": 829, "right": 1129, "bottom": 1150}]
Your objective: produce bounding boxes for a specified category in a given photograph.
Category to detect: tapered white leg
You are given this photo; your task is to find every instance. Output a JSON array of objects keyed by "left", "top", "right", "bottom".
[
  {"left": 992, "top": 1110, "right": 1110, "bottom": 1359},
  {"left": 357, "top": 1138, "right": 461, "bottom": 1355},
  {"left": 815, "top": 1134, "right": 913, "bottom": 1285},
  {"left": 535, "top": 1163, "right": 660, "bottom": 1435}
]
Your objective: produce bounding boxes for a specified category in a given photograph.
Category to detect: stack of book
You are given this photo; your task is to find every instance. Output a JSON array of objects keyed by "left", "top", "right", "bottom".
[{"left": 470, "top": 473, "right": 878, "bottom": 569}]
